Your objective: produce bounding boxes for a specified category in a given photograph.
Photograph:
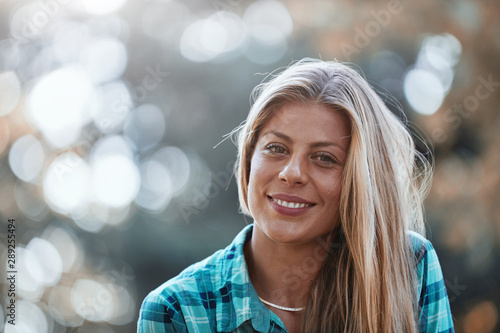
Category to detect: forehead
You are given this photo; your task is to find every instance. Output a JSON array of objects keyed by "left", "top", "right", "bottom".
[{"left": 259, "top": 102, "right": 351, "bottom": 148}]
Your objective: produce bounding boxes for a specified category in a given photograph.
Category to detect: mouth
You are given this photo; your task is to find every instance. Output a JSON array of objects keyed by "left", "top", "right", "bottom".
[
  {"left": 267, "top": 195, "right": 315, "bottom": 216},
  {"left": 270, "top": 196, "right": 313, "bottom": 209}
]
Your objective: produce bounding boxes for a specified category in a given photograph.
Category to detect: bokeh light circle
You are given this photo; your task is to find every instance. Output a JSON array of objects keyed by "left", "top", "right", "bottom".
[
  {"left": 82, "top": 0, "right": 127, "bottom": 16},
  {"left": 404, "top": 68, "right": 445, "bottom": 115},
  {"left": 16, "top": 247, "right": 45, "bottom": 301},
  {"left": 4, "top": 301, "right": 48, "bottom": 333},
  {"left": 43, "top": 153, "right": 91, "bottom": 215},
  {"left": 71, "top": 279, "right": 113, "bottom": 322},
  {"left": 8, "top": 134, "right": 45, "bottom": 183},
  {"left": 92, "top": 155, "right": 140, "bottom": 208},
  {"left": 0, "top": 71, "right": 21, "bottom": 116},
  {"left": 124, "top": 104, "right": 165, "bottom": 151},
  {"left": 27, "top": 67, "right": 95, "bottom": 148},
  {"left": 180, "top": 12, "right": 247, "bottom": 62},
  {"left": 81, "top": 37, "right": 128, "bottom": 84},
  {"left": 243, "top": 0, "right": 292, "bottom": 45},
  {"left": 26, "top": 237, "right": 63, "bottom": 286}
]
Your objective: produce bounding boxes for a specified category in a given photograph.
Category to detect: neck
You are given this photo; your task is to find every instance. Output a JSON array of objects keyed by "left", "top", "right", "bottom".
[{"left": 244, "top": 224, "right": 333, "bottom": 308}]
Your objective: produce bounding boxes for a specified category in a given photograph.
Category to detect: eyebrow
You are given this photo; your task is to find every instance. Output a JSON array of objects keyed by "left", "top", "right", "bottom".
[{"left": 261, "top": 130, "right": 348, "bottom": 153}]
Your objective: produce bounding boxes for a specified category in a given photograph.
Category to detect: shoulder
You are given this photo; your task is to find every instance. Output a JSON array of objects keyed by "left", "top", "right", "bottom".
[
  {"left": 159, "top": 225, "right": 248, "bottom": 297},
  {"left": 140, "top": 246, "right": 229, "bottom": 310},
  {"left": 138, "top": 248, "right": 231, "bottom": 332},
  {"left": 138, "top": 225, "right": 253, "bottom": 332},
  {"left": 406, "top": 230, "right": 444, "bottom": 291},
  {"left": 146, "top": 224, "right": 251, "bottom": 301},
  {"left": 406, "top": 230, "right": 445, "bottom": 285},
  {"left": 407, "top": 230, "right": 434, "bottom": 265},
  {"left": 406, "top": 231, "right": 455, "bottom": 332},
  {"left": 147, "top": 244, "right": 232, "bottom": 306}
]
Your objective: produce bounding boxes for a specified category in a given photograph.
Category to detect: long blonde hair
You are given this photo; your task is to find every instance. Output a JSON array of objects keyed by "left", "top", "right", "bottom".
[{"left": 233, "top": 58, "right": 432, "bottom": 332}]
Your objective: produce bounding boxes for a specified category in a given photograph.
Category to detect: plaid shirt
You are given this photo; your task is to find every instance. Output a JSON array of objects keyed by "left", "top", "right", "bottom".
[{"left": 138, "top": 224, "right": 454, "bottom": 333}]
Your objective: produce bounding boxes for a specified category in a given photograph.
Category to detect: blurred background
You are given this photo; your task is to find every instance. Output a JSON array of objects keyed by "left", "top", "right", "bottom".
[{"left": 0, "top": 0, "right": 498, "bottom": 332}]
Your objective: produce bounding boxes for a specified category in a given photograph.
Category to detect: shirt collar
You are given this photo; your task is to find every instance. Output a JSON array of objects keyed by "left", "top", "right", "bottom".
[{"left": 216, "top": 224, "right": 287, "bottom": 333}]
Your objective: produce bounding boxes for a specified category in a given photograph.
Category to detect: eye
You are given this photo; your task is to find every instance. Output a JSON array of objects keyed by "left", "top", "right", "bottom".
[
  {"left": 314, "top": 152, "right": 337, "bottom": 165},
  {"left": 265, "top": 143, "right": 287, "bottom": 154}
]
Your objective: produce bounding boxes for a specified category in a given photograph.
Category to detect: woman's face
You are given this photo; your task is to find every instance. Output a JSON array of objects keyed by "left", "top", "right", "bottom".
[{"left": 247, "top": 102, "right": 351, "bottom": 245}]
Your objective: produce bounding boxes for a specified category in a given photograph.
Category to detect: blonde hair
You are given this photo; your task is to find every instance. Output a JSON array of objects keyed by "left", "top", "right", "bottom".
[{"left": 233, "top": 58, "right": 432, "bottom": 332}]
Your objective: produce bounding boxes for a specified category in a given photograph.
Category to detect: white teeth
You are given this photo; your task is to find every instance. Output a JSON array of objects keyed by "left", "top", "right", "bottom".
[{"left": 273, "top": 198, "right": 311, "bottom": 209}]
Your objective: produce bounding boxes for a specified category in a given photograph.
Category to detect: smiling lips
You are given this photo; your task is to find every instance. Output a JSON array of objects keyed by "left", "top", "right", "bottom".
[
  {"left": 272, "top": 198, "right": 312, "bottom": 209},
  {"left": 268, "top": 194, "right": 315, "bottom": 216}
]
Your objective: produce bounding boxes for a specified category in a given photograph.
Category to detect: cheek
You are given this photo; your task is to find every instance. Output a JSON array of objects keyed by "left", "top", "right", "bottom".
[
  {"left": 319, "top": 184, "right": 343, "bottom": 227},
  {"left": 248, "top": 153, "right": 269, "bottom": 186},
  {"left": 319, "top": 174, "right": 343, "bottom": 208},
  {"left": 247, "top": 154, "right": 265, "bottom": 207},
  {"left": 247, "top": 153, "right": 278, "bottom": 210}
]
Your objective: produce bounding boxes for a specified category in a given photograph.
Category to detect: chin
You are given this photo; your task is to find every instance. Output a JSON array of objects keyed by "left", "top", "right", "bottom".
[{"left": 256, "top": 218, "right": 314, "bottom": 245}]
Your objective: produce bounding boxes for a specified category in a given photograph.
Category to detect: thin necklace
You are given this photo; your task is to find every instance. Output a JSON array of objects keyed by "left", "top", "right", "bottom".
[{"left": 258, "top": 296, "right": 305, "bottom": 312}]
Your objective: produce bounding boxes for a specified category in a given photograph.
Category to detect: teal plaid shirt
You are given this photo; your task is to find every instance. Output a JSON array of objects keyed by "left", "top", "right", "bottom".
[{"left": 138, "top": 224, "right": 454, "bottom": 332}]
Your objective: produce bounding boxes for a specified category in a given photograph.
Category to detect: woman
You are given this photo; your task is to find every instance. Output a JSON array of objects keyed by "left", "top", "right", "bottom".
[{"left": 138, "top": 59, "right": 454, "bottom": 332}]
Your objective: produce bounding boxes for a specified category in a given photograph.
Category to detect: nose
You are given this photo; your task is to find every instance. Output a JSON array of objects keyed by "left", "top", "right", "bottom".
[{"left": 278, "top": 155, "right": 308, "bottom": 185}]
